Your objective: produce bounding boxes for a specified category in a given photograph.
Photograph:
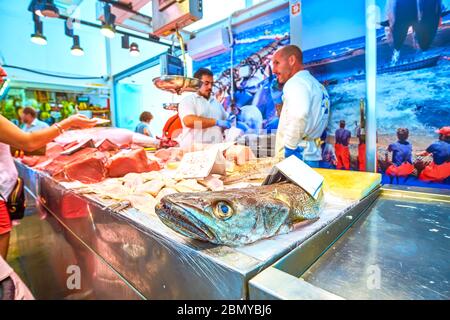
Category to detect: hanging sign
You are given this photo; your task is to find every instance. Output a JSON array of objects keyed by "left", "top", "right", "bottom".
[{"left": 291, "top": 1, "right": 301, "bottom": 16}]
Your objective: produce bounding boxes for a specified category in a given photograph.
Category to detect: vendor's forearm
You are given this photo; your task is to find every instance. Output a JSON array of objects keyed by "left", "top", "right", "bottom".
[
  {"left": 183, "top": 115, "right": 217, "bottom": 129},
  {"left": 284, "top": 124, "right": 306, "bottom": 150}
]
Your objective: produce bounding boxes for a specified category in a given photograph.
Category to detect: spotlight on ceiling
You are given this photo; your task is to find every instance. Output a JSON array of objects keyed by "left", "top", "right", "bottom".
[
  {"left": 31, "top": 15, "right": 47, "bottom": 45},
  {"left": 31, "top": 33, "right": 47, "bottom": 45},
  {"left": 121, "top": 35, "right": 140, "bottom": 57},
  {"left": 101, "top": 3, "right": 116, "bottom": 39},
  {"left": 34, "top": 0, "right": 59, "bottom": 18},
  {"left": 129, "top": 42, "right": 140, "bottom": 57},
  {"left": 71, "top": 35, "right": 84, "bottom": 56},
  {"left": 101, "top": 24, "right": 116, "bottom": 38}
]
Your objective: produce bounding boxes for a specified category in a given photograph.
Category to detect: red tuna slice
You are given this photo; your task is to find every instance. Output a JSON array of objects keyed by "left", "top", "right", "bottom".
[
  {"left": 107, "top": 148, "right": 160, "bottom": 178},
  {"left": 64, "top": 152, "right": 108, "bottom": 184},
  {"left": 147, "top": 160, "right": 161, "bottom": 172},
  {"left": 40, "top": 147, "right": 98, "bottom": 176},
  {"left": 62, "top": 141, "right": 79, "bottom": 150},
  {"left": 60, "top": 139, "right": 95, "bottom": 156},
  {"left": 21, "top": 156, "right": 40, "bottom": 167},
  {"left": 22, "top": 155, "right": 54, "bottom": 167},
  {"left": 95, "top": 139, "right": 119, "bottom": 152},
  {"left": 34, "top": 158, "right": 55, "bottom": 171},
  {"left": 45, "top": 143, "right": 65, "bottom": 158}
]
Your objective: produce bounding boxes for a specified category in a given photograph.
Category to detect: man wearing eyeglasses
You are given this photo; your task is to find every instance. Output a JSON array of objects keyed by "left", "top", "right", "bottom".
[{"left": 178, "top": 68, "right": 231, "bottom": 150}]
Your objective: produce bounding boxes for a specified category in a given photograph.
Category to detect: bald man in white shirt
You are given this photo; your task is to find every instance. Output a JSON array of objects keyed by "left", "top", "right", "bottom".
[{"left": 272, "top": 45, "right": 330, "bottom": 167}]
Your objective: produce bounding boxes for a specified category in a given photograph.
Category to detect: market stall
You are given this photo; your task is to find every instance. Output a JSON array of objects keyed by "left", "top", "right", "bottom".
[
  {"left": 13, "top": 136, "right": 382, "bottom": 299},
  {"left": 1, "top": 0, "right": 449, "bottom": 302}
]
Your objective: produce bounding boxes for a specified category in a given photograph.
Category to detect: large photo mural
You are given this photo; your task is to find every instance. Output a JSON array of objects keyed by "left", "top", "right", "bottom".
[
  {"left": 192, "top": 0, "right": 449, "bottom": 187},
  {"left": 193, "top": 8, "right": 290, "bottom": 134},
  {"left": 373, "top": 0, "right": 450, "bottom": 187}
]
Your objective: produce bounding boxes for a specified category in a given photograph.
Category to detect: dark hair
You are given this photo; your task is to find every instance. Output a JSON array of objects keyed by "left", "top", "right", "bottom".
[
  {"left": 440, "top": 134, "right": 450, "bottom": 142},
  {"left": 139, "top": 111, "right": 153, "bottom": 122},
  {"left": 22, "top": 107, "right": 37, "bottom": 118},
  {"left": 397, "top": 128, "right": 409, "bottom": 141},
  {"left": 339, "top": 120, "right": 346, "bottom": 128},
  {"left": 193, "top": 68, "right": 213, "bottom": 80}
]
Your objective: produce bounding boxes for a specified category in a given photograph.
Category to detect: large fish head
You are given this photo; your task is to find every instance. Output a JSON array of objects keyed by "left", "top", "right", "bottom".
[{"left": 155, "top": 188, "right": 292, "bottom": 246}]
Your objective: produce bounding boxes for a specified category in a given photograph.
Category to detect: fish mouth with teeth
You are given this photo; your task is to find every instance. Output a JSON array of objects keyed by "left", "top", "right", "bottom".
[{"left": 157, "top": 200, "right": 215, "bottom": 242}]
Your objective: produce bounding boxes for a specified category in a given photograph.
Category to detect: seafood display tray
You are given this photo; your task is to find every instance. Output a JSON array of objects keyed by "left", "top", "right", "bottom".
[
  {"left": 15, "top": 161, "right": 380, "bottom": 299},
  {"left": 249, "top": 186, "right": 450, "bottom": 300}
]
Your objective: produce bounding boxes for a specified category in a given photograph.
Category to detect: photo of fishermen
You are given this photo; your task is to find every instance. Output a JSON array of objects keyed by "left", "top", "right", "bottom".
[
  {"left": 192, "top": 0, "right": 449, "bottom": 187},
  {"left": 319, "top": 123, "right": 450, "bottom": 185}
]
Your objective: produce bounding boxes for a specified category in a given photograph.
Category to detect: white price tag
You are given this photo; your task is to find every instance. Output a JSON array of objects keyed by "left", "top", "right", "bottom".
[
  {"left": 176, "top": 146, "right": 226, "bottom": 179},
  {"left": 262, "top": 156, "right": 324, "bottom": 200}
]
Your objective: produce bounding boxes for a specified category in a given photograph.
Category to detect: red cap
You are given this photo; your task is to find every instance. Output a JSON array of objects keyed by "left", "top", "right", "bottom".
[
  {"left": 435, "top": 126, "right": 450, "bottom": 136},
  {"left": 0, "top": 66, "right": 7, "bottom": 78}
]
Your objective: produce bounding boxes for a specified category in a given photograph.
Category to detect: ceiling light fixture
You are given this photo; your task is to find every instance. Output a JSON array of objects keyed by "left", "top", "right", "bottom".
[
  {"left": 31, "top": 14, "right": 47, "bottom": 45},
  {"left": 129, "top": 42, "right": 140, "bottom": 57},
  {"left": 71, "top": 35, "right": 84, "bottom": 56},
  {"left": 34, "top": 0, "right": 59, "bottom": 18},
  {"left": 121, "top": 35, "right": 140, "bottom": 57},
  {"left": 101, "top": 3, "right": 116, "bottom": 39},
  {"left": 101, "top": 24, "right": 115, "bottom": 38}
]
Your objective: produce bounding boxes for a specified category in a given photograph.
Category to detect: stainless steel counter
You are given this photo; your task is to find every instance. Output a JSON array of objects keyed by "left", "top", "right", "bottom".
[
  {"left": 14, "top": 161, "right": 379, "bottom": 299},
  {"left": 249, "top": 186, "right": 450, "bottom": 300},
  {"left": 8, "top": 201, "right": 143, "bottom": 300}
]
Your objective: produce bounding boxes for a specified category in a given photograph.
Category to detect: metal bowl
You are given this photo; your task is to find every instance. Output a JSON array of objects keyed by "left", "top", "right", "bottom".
[
  {"left": 162, "top": 103, "right": 179, "bottom": 111},
  {"left": 152, "top": 75, "right": 202, "bottom": 95}
]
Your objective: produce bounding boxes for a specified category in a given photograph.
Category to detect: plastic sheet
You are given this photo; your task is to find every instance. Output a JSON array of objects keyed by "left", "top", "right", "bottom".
[{"left": 16, "top": 160, "right": 377, "bottom": 299}]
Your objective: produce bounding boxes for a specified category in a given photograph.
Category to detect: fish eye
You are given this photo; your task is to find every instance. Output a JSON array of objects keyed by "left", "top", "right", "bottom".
[{"left": 213, "top": 201, "right": 234, "bottom": 220}]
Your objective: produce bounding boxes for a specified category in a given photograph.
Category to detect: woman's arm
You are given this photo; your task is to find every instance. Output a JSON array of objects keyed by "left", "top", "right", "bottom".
[{"left": 0, "top": 114, "right": 97, "bottom": 151}]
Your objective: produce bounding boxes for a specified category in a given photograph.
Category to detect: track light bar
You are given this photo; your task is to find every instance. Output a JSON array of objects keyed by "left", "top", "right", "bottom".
[
  {"left": 71, "top": 35, "right": 84, "bottom": 56},
  {"left": 101, "top": 3, "right": 116, "bottom": 38},
  {"left": 30, "top": 14, "right": 47, "bottom": 45}
]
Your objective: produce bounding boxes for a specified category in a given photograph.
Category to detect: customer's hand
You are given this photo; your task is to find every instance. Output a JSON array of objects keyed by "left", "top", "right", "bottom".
[
  {"left": 216, "top": 119, "right": 231, "bottom": 129},
  {"left": 62, "top": 114, "right": 98, "bottom": 130}
]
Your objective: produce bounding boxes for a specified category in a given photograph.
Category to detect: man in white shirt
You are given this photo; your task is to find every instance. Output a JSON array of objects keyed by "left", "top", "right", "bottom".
[
  {"left": 178, "top": 68, "right": 231, "bottom": 150},
  {"left": 272, "top": 45, "right": 330, "bottom": 167},
  {"left": 20, "top": 107, "right": 49, "bottom": 133}
]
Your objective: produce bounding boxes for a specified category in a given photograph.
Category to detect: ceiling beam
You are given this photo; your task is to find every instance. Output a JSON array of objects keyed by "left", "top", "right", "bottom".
[{"left": 59, "top": 14, "right": 177, "bottom": 48}]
